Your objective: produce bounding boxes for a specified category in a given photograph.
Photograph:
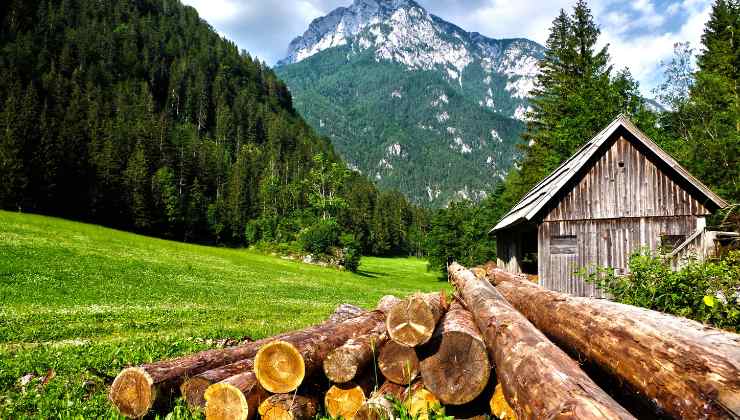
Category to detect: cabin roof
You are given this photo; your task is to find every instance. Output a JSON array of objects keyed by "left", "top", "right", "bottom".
[{"left": 491, "top": 115, "right": 728, "bottom": 233}]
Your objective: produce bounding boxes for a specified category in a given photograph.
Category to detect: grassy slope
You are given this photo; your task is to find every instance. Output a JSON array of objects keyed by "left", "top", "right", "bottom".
[{"left": 0, "top": 211, "right": 445, "bottom": 418}]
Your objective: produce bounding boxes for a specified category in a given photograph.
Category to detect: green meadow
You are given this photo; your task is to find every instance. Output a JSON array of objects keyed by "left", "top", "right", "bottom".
[{"left": 0, "top": 211, "right": 446, "bottom": 418}]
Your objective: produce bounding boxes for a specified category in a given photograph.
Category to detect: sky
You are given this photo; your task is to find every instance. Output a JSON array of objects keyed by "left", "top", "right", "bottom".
[{"left": 180, "top": 0, "right": 713, "bottom": 95}]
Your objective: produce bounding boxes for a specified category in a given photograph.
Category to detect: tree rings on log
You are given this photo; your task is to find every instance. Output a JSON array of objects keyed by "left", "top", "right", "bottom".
[
  {"left": 386, "top": 293, "right": 445, "bottom": 347},
  {"left": 108, "top": 367, "right": 156, "bottom": 419},
  {"left": 324, "top": 382, "right": 368, "bottom": 420},
  {"left": 378, "top": 340, "right": 419, "bottom": 384},
  {"left": 258, "top": 394, "right": 319, "bottom": 420},
  {"left": 254, "top": 341, "right": 305, "bottom": 393}
]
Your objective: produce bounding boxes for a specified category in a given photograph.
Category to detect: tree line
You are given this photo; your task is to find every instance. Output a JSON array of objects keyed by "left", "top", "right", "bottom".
[
  {"left": 426, "top": 0, "right": 739, "bottom": 272},
  {"left": 0, "top": 0, "right": 427, "bottom": 261}
]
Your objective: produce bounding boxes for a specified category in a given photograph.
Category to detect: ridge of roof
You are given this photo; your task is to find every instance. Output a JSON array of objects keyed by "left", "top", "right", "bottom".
[{"left": 491, "top": 115, "right": 728, "bottom": 233}]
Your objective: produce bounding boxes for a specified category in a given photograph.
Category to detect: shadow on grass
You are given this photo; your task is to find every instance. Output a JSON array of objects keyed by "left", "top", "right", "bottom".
[{"left": 355, "top": 270, "right": 385, "bottom": 278}]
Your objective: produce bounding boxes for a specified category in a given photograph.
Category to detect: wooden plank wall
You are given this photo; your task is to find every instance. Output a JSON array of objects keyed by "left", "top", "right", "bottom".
[
  {"left": 544, "top": 136, "right": 710, "bottom": 222},
  {"left": 540, "top": 216, "right": 699, "bottom": 298},
  {"left": 496, "top": 233, "right": 522, "bottom": 274}
]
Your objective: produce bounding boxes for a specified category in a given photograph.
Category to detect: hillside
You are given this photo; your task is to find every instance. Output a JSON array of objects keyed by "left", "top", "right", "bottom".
[
  {"left": 0, "top": 211, "right": 444, "bottom": 417},
  {"left": 0, "top": 0, "right": 422, "bottom": 256},
  {"left": 276, "top": 0, "right": 544, "bottom": 206}
]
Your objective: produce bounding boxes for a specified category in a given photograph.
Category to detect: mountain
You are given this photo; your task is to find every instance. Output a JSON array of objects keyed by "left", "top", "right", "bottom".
[
  {"left": 0, "top": 0, "right": 424, "bottom": 257},
  {"left": 276, "top": 0, "right": 545, "bottom": 206}
]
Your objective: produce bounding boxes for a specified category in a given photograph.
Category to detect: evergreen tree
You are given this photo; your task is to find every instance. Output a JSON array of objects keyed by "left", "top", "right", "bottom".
[{"left": 505, "top": 0, "right": 653, "bottom": 204}]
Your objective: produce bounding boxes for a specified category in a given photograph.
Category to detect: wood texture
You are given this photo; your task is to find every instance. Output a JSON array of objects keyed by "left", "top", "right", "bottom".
[
  {"left": 181, "top": 358, "right": 255, "bottom": 410},
  {"left": 324, "top": 381, "right": 372, "bottom": 420},
  {"left": 487, "top": 266, "right": 740, "bottom": 419},
  {"left": 404, "top": 381, "right": 440, "bottom": 420},
  {"left": 419, "top": 300, "right": 490, "bottom": 405},
  {"left": 255, "top": 310, "right": 386, "bottom": 393},
  {"left": 109, "top": 304, "right": 363, "bottom": 417},
  {"left": 204, "top": 377, "right": 268, "bottom": 420},
  {"left": 490, "top": 384, "right": 516, "bottom": 420},
  {"left": 448, "top": 262, "right": 635, "bottom": 420},
  {"left": 386, "top": 292, "right": 446, "bottom": 347},
  {"left": 355, "top": 381, "right": 406, "bottom": 420},
  {"left": 258, "top": 394, "right": 318, "bottom": 420},
  {"left": 376, "top": 295, "right": 402, "bottom": 314},
  {"left": 324, "top": 326, "right": 387, "bottom": 383},
  {"left": 378, "top": 340, "right": 419, "bottom": 385}
]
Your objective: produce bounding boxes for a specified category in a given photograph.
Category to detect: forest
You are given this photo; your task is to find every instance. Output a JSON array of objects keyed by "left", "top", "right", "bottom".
[
  {"left": 425, "top": 0, "right": 740, "bottom": 273},
  {"left": 0, "top": 0, "right": 428, "bottom": 267}
]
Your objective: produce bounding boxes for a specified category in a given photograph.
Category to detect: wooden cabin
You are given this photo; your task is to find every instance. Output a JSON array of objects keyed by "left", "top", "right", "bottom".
[{"left": 491, "top": 115, "right": 729, "bottom": 297}]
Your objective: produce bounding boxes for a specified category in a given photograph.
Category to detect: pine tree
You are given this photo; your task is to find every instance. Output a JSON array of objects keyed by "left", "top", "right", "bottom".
[
  {"left": 124, "top": 141, "right": 152, "bottom": 230},
  {"left": 683, "top": 0, "right": 740, "bottom": 201}
]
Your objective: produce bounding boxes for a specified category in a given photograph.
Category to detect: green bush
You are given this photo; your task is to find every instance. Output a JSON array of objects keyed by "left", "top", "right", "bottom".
[
  {"left": 584, "top": 250, "right": 740, "bottom": 331},
  {"left": 341, "top": 234, "right": 362, "bottom": 272},
  {"left": 299, "top": 219, "right": 341, "bottom": 256}
]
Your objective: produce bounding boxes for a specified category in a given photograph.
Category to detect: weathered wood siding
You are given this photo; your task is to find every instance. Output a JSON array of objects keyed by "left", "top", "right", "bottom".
[
  {"left": 537, "top": 135, "right": 709, "bottom": 297},
  {"left": 539, "top": 216, "right": 699, "bottom": 297},
  {"left": 544, "top": 136, "right": 710, "bottom": 222}
]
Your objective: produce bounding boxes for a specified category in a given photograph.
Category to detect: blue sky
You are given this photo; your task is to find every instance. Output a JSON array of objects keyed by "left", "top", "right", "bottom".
[{"left": 180, "top": 0, "right": 713, "bottom": 95}]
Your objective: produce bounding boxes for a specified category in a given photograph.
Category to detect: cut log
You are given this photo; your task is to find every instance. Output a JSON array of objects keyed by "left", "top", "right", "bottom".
[
  {"left": 354, "top": 381, "right": 407, "bottom": 420},
  {"left": 181, "top": 358, "right": 256, "bottom": 410},
  {"left": 378, "top": 340, "right": 419, "bottom": 385},
  {"left": 203, "top": 374, "right": 268, "bottom": 420},
  {"left": 386, "top": 292, "right": 446, "bottom": 347},
  {"left": 490, "top": 384, "right": 516, "bottom": 420},
  {"left": 324, "top": 380, "right": 373, "bottom": 420},
  {"left": 110, "top": 304, "right": 363, "bottom": 418},
  {"left": 254, "top": 310, "right": 386, "bottom": 393},
  {"left": 328, "top": 304, "right": 366, "bottom": 323},
  {"left": 448, "top": 262, "right": 635, "bottom": 420},
  {"left": 376, "top": 295, "right": 402, "bottom": 314},
  {"left": 324, "top": 326, "right": 387, "bottom": 383},
  {"left": 258, "top": 394, "right": 319, "bottom": 420},
  {"left": 404, "top": 381, "right": 440, "bottom": 420},
  {"left": 486, "top": 266, "right": 740, "bottom": 420},
  {"left": 419, "top": 299, "right": 490, "bottom": 405}
]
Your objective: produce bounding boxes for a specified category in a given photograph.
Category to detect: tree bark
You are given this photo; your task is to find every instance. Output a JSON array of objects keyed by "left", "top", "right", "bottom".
[
  {"left": 378, "top": 340, "right": 419, "bottom": 385},
  {"left": 254, "top": 310, "right": 386, "bottom": 393},
  {"left": 386, "top": 292, "right": 446, "bottom": 347},
  {"left": 377, "top": 295, "right": 402, "bottom": 314},
  {"left": 419, "top": 299, "right": 490, "bottom": 405},
  {"left": 324, "top": 325, "right": 387, "bottom": 383},
  {"left": 110, "top": 304, "right": 363, "bottom": 418},
  {"left": 324, "top": 379, "right": 374, "bottom": 420},
  {"left": 181, "top": 358, "right": 255, "bottom": 410},
  {"left": 355, "top": 381, "right": 407, "bottom": 420},
  {"left": 328, "top": 303, "right": 366, "bottom": 323},
  {"left": 486, "top": 266, "right": 740, "bottom": 420},
  {"left": 203, "top": 373, "right": 267, "bottom": 420},
  {"left": 448, "top": 262, "right": 635, "bottom": 420},
  {"left": 257, "top": 394, "right": 319, "bottom": 420}
]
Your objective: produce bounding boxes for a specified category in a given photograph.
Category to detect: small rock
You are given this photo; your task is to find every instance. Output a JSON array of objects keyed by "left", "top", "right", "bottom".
[{"left": 19, "top": 373, "right": 35, "bottom": 388}]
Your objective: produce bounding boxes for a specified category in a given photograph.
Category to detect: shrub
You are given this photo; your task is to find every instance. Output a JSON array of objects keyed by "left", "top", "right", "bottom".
[
  {"left": 299, "top": 219, "right": 341, "bottom": 256},
  {"left": 341, "top": 233, "right": 362, "bottom": 272},
  {"left": 584, "top": 250, "right": 740, "bottom": 331}
]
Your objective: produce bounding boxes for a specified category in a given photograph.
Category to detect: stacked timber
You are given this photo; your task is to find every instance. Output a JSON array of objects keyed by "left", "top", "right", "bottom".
[
  {"left": 109, "top": 262, "right": 739, "bottom": 420},
  {"left": 485, "top": 266, "right": 740, "bottom": 419}
]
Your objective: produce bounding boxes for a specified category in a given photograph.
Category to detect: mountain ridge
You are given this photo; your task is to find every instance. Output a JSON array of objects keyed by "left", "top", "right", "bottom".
[{"left": 276, "top": 0, "right": 545, "bottom": 206}]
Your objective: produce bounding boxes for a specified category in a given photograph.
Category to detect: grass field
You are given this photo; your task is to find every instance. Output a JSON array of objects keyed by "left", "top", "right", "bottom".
[{"left": 0, "top": 211, "right": 447, "bottom": 418}]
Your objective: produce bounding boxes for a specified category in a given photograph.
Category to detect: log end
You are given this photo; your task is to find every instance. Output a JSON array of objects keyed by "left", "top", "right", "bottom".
[
  {"left": 324, "top": 348, "right": 358, "bottom": 383},
  {"left": 490, "top": 384, "right": 516, "bottom": 420},
  {"left": 420, "top": 331, "right": 490, "bottom": 405},
  {"left": 325, "top": 383, "right": 367, "bottom": 420},
  {"left": 378, "top": 341, "right": 419, "bottom": 385},
  {"left": 405, "top": 386, "right": 440, "bottom": 420},
  {"left": 204, "top": 382, "right": 249, "bottom": 420},
  {"left": 254, "top": 340, "right": 305, "bottom": 393},
  {"left": 109, "top": 367, "right": 155, "bottom": 418},
  {"left": 355, "top": 401, "right": 392, "bottom": 420},
  {"left": 386, "top": 295, "right": 436, "bottom": 347},
  {"left": 259, "top": 394, "right": 319, "bottom": 420},
  {"left": 180, "top": 376, "right": 212, "bottom": 410}
]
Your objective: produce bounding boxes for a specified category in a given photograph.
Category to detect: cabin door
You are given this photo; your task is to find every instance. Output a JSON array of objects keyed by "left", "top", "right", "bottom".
[{"left": 549, "top": 235, "right": 579, "bottom": 295}]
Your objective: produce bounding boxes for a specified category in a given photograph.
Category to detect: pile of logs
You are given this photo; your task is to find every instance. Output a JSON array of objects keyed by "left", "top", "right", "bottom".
[{"left": 109, "top": 263, "right": 740, "bottom": 420}]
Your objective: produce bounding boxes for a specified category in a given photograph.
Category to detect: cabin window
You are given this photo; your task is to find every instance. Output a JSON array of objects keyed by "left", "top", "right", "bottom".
[
  {"left": 551, "top": 235, "right": 577, "bottom": 255},
  {"left": 660, "top": 234, "right": 686, "bottom": 252},
  {"left": 618, "top": 161, "right": 625, "bottom": 168}
]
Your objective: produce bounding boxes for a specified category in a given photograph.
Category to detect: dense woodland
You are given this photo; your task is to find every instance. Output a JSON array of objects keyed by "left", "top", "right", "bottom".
[
  {"left": 0, "top": 0, "right": 427, "bottom": 262},
  {"left": 426, "top": 0, "right": 740, "bottom": 272}
]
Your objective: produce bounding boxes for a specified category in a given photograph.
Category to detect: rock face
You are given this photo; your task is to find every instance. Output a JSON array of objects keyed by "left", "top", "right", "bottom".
[{"left": 276, "top": 0, "right": 545, "bottom": 206}]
